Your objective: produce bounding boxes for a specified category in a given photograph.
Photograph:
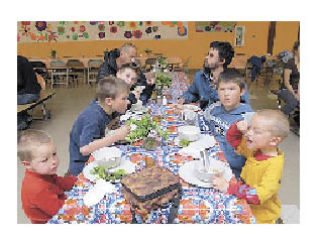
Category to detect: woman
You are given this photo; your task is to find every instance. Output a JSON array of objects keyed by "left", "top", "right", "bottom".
[{"left": 278, "top": 41, "right": 300, "bottom": 116}]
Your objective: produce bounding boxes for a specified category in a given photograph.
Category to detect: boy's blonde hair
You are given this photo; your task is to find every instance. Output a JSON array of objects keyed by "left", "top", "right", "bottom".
[
  {"left": 256, "top": 109, "right": 290, "bottom": 140},
  {"left": 96, "top": 75, "right": 130, "bottom": 102},
  {"left": 18, "top": 129, "right": 52, "bottom": 162},
  {"left": 217, "top": 68, "right": 246, "bottom": 91}
]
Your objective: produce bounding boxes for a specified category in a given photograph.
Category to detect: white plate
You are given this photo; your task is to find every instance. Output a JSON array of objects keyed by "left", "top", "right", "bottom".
[
  {"left": 179, "top": 160, "right": 232, "bottom": 188},
  {"left": 188, "top": 134, "right": 216, "bottom": 149},
  {"left": 175, "top": 134, "right": 216, "bottom": 148},
  {"left": 83, "top": 159, "right": 136, "bottom": 182}
]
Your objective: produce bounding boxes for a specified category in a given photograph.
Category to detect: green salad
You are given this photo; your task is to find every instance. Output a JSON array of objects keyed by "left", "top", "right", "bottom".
[
  {"left": 179, "top": 139, "right": 190, "bottom": 147},
  {"left": 125, "top": 114, "right": 170, "bottom": 143},
  {"left": 156, "top": 73, "right": 172, "bottom": 87},
  {"left": 90, "top": 166, "right": 126, "bottom": 182}
]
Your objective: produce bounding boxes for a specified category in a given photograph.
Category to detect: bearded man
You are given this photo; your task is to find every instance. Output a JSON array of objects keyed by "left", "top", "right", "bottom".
[{"left": 180, "top": 41, "right": 250, "bottom": 109}]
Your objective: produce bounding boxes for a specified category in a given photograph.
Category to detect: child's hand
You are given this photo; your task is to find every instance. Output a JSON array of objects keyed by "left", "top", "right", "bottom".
[
  {"left": 178, "top": 98, "right": 185, "bottom": 105},
  {"left": 113, "top": 125, "right": 131, "bottom": 141},
  {"left": 236, "top": 120, "right": 248, "bottom": 134},
  {"left": 132, "top": 89, "right": 141, "bottom": 100},
  {"left": 145, "top": 72, "right": 155, "bottom": 85},
  {"left": 212, "top": 175, "right": 229, "bottom": 193}
]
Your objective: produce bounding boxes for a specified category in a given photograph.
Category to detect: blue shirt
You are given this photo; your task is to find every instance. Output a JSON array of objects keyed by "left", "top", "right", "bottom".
[
  {"left": 206, "top": 103, "right": 253, "bottom": 178},
  {"left": 69, "top": 100, "right": 111, "bottom": 176},
  {"left": 182, "top": 70, "right": 250, "bottom": 108}
]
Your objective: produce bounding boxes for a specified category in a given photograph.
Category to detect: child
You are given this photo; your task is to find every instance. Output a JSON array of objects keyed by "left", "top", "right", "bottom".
[
  {"left": 212, "top": 109, "right": 290, "bottom": 224},
  {"left": 205, "top": 68, "right": 253, "bottom": 178},
  {"left": 116, "top": 63, "right": 140, "bottom": 108},
  {"left": 68, "top": 76, "right": 131, "bottom": 176},
  {"left": 18, "top": 129, "right": 77, "bottom": 224}
]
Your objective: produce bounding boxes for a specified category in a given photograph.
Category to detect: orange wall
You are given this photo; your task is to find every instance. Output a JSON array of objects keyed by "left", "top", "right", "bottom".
[{"left": 17, "top": 21, "right": 299, "bottom": 69}]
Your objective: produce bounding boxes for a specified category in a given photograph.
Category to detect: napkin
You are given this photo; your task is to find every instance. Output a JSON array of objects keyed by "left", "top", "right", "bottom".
[{"left": 83, "top": 180, "right": 116, "bottom": 207}]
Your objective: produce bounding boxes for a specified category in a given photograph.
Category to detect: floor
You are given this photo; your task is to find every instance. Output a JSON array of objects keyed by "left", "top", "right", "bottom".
[{"left": 17, "top": 70, "right": 300, "bottom": 223}]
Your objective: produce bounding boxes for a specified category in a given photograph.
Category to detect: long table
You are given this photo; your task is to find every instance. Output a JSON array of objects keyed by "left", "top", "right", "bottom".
[{"left": 48, "top": 72, "right": 256, "bottom": 224}]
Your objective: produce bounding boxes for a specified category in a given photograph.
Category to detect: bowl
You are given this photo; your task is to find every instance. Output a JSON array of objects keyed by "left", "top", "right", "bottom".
[
  {"left": 92, "top": 147, "right": 122, "bottom": 169},
  {"left": 178, "top": 125, "right": 200, "bottom": 142},
  {"left": 193, "top": 159, "right": 225, "bottom": 183}
]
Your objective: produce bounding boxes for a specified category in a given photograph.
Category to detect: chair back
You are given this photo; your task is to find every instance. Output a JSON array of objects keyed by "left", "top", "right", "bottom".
[
  {"left": 88, "top": 59, "right": 103, "bottom": 68},
  {"left": 66, "top": 59, "right": 84, "bottom": 68},
  {"left": 145, "top": 58, "right": 157, "bottom": 65},
  {"left": 50, "top": 59, "right": 66, "bottom": 67}
]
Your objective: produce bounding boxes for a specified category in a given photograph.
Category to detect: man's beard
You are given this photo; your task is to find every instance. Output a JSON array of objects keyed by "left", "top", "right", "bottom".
[{"left": 204, "top": 60, "right": 219, "bottom": 71}]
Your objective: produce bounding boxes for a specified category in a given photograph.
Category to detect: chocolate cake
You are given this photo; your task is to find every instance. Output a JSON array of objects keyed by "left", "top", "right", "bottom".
[{"left": 121, "top": 165, "right": 181, "bottom": 214}]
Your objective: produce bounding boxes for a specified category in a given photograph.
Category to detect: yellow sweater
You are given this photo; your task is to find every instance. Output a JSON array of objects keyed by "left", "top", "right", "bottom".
[{"left": 236, "top": 137, "right": 284, "bottom": 224}]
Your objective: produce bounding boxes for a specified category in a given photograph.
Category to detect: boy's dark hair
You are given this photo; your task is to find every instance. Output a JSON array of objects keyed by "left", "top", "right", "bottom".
[
  {"left": 217, "top": 68, "right": 246, "bottom": 90},
  {"left": 293, "top": 40, "right": 300, "bottom": 52},
  {"left": 209, "top": 41, "right": 235, "bottom": 70},
  {"left": 96, "top": 75, "right": 130, "bottom": 102},
  {"left": 18, "top": 129, "right": 52, "bottom": 162},
  {"left": 118, "top": 63, "right": 138, "bottom": 75}
]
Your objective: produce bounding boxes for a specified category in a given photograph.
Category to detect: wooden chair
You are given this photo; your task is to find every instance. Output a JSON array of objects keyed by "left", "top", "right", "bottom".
[
  {"left": 49, "top": 60, "right": 69, "bottom": 88},
  {"left": 167, "top": 57, "right": 182, "bottom": 72},
  {"left": 87, "top": 59, "right": 103, "bottom": 86},
  {"left": 66, "top": 59, "right": 85, "bottom": 85}
]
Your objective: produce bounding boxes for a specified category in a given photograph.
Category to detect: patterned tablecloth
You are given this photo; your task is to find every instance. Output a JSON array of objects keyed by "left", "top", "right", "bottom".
[{"left": 48, "top": 72, "right": 256, "bottom": 224}]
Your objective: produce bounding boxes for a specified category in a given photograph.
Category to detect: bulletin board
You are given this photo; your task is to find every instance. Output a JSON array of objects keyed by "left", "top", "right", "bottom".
[
  {"left": 195, "top": 21, "right": 237, "bottom": 32},
  {"left": 17, "top": 21, "right": 188, "bottom": 43}
]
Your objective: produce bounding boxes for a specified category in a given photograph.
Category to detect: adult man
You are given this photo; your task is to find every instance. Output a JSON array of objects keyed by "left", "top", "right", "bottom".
[
  {"left": 97, "top": 43, "right": 154, "bottom": 103},
  {"left": 180, "top": 41, "right": 250, "bottom": 109}
]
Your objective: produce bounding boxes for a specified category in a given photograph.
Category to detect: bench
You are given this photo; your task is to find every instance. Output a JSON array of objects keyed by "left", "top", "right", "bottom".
[{"left": 17, "top": 90, "right": 56, "bottom": 120}]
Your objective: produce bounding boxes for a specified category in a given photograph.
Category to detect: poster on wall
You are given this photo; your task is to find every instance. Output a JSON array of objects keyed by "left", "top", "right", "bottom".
[
  {"left": 17, "top": 21, "right": 188, "bottom": 43},
  {"left": 235, "top": 26, "right": 245, "bottom": 47},
  {"left": 195, "top": 21, "right": 237, "bottom": 32}
]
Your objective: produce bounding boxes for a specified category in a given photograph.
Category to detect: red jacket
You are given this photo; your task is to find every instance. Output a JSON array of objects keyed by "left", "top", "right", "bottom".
[{"left": 21, "top": 170, "right": 76, "bottom": 224}]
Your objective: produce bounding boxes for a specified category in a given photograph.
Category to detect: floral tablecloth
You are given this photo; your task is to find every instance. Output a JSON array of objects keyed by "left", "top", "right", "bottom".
[{"left": 48, "top": 72, "right": 256, "bottom": 224}]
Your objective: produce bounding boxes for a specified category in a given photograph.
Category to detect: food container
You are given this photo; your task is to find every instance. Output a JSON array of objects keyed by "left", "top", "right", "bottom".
[
  {"left": 178, "top": 125, "right": 200, "bottom": 141},
  {"left": 92, "top": 147, "right": 122, "bottom": 168}
]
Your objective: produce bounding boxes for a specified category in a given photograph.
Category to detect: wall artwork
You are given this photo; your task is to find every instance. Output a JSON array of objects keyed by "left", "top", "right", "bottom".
[
  {"left": 235, "top": 26, "right": 245, "bottom": 47},
  {"left": 195, "top": 21, "right": 237, "bottom": 32},
  {"left": 17, "top": 21, "right": 188, "bottom": 43}
]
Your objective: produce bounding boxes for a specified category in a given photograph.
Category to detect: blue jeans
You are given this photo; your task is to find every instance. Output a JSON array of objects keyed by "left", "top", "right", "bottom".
[
  {"left": 278, "top": 89, "right": 299, "bottom": 115},
  {"left": 18, "top": 93, "right": 40, "bottom": 105}
]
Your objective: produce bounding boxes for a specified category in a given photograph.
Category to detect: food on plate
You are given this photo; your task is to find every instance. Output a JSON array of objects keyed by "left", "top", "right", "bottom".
[
  {"left": 179, "top": 139, "right": 190, "bottom": 147},
  {"left": 125, "top": 114, "right": 170, "bottom": 143},
  {"left": 90, "top": 165, "right": 127, "bottom": 182}
]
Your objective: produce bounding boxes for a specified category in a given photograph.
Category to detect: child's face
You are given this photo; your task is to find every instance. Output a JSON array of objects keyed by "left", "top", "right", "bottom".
[
  {"left": 110, "top": 91, "right": 130, "bottom": 114},
  {"left": 218, "top": 82, "right": 244, "bottom": 111},
  {"left": 245, "top": 115, "right": 274, "bottom": 150},
  {"left": 116, "top": 68, "right": 137, "bottom": 86},
  {"left": 24, "top": 141, "right": 60, "bottom": 175}
]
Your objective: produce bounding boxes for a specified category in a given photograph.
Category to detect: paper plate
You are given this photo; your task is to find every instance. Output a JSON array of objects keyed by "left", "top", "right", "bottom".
[{"left": 179, "top": 160, "right": 232, "bottom": 188}]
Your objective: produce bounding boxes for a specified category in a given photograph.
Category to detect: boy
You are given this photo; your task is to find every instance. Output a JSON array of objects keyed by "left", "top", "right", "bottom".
[
  {"left": 116, "top": 63, "right": 140, "bottom": 108},
  {"left": 18, "top": 129, "right": 77, "bottom": 223},
  {"left": 205, "top": 68, "right": 253, "bottom": 178},
  {"left": 212, "top": 109, "right": 289, "bottom": 224},
  {"left": 68, "top": 76, "right": 131, "bottom": 176}
]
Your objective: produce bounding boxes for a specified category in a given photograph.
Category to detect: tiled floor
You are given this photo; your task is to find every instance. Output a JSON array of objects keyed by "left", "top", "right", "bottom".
[{"left": 17, "top": 70, "right": 300, "bottom": 223}]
